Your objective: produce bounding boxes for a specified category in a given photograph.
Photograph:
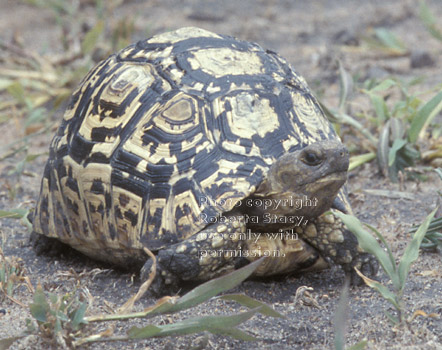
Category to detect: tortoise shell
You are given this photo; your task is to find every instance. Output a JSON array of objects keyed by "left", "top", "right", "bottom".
[{"left": 32, "top": 27, "right": 338, "bottom": 265}]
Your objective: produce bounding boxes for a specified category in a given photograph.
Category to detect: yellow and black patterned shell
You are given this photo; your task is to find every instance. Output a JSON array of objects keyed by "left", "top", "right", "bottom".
[{"left": 33, "top": 27, "right": 337, "bottom": 264}]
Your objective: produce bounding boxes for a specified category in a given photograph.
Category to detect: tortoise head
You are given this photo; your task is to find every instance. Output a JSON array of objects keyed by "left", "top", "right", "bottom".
[{"left": 252, "top": 140, "right": 349, "bottom": 220}]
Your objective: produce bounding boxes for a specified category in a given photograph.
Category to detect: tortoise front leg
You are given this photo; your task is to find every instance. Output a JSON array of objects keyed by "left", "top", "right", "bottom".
[
  {"left": 140, "top": 218, "right": 246, "bottom": 295},
  {"left": 298, "top": 211, "right": 379, "bottom": 283}
]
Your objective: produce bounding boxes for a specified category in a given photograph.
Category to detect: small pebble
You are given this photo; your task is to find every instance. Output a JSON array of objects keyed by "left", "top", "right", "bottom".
[
  {"left": 410, "top": 50, "right": 434, "bottom": 68},
  {"left": 333, "top": 29, "right": 359, "bottom": 46},
  {"left": 190, "top": 334, "right": 209, "bottom": 350}
]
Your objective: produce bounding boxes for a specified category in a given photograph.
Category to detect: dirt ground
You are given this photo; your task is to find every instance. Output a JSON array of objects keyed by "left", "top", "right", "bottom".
[{"left": 0, "top": 0, "right": 441, "bottom": 349}]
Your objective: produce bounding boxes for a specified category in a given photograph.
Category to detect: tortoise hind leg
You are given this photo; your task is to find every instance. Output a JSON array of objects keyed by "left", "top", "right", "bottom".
[{"left": 140, "top": 218, "right": 246, "bottom": 296}]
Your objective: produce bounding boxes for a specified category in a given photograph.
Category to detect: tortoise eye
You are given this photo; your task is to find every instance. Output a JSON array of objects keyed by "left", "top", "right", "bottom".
[{"left": 302, "top": 150, "right": 322, "bottom": 166}]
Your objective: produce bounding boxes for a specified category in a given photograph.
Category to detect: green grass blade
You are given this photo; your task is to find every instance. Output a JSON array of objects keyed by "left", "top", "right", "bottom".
[
  {"left": 81, "top": 20, "right": 104, "bottom": 54},
  {"left": 208, "top": 326, "right": 258, "bottom": 341},
  {"left": 318, "top": 100, "right": 341, "bottom": 124},
  {"left": 409, "top": 216, "right": 442, "bottom": 233},
  {"left": 389, "top": 117, "right": 405, "bottom": 141},
  {"left": 29, "top": 286, "right": 50, "bottom": 323},
  {"left": 363, "top": 223, "right": 396, "bottom": 274},
  {"left": 0, "top": 208, "right": 28, "bottom": 220},
  {"left": 349, "top": 152, "right": 376, "bottom": 171},
  {"left": 369, "top": 78, "right": 397, "bottom": 93},
  {"left": 127, "top": 325, "right": 162, "bottom": 338},
  {"left": 319, "top": 101, "right": 377, "bottom": 145},
  {"left": 128, "top": 308, "right": 260, "bottom": 340},
  {"left": 0, "top": 208, "right": 32, "bottom": 231},
  {"left": 338, "top": 61, "right": 353, "bottom": 112},
  {"left": 377, "top": 123, "right": 390, "bottom": 176},
  {"left": 421, "top": 231, "right": 442, "bottom": 250},
  {"left": 71, "top": 302, "right": 88, "bottom": 330},
  {"left": 398, "top": 208, "right": 437, "bottom": 291},
  {"left": 408, "top": 90, "right": 442, "bottom": 143},
  {"left": 24, "top": 108, "right": 47, "bottom": 128},
  {"left": 384, "top": 310, "right": 400, "bottom": 325},
  {"left": 6, "top": 81, "right": 28, "bottom": 107},
  {"left": 86, "top": 259, "right": 265, "bottom": 322},
  {"left": 419, "top": 1, "right": 442, "bottom": 41},
  {"left": 374, "top": 28, "right": 407, "bottom": 54},
  {"left": 166, "top": 258, "right": 264, "bottom": 313},
  {"left": 218, "top": 293, "right": 285, "bottom": 318},
  {"left": 0, "top": 336, "right": 26, "bottom": 350},
  {"left": 332, "top": 212, "right": 397, "bottom": 284},
  {"left": 0, "top": 265, "right": 5, "bottom": 284},
  {"left": 347, "top": 340, "right": 368, "bottom": 350},
  {"left": 388, "top": 138, "right": 407, "bottom": 167},
  {"left": 369, "top": 93, "right": 389, "bottom": 122},
  {"left": 354, "top": 268, "right": 400, "bottom": 310},
  {"left": 333, "top": 281, "right": 349, "bottom": 350}
]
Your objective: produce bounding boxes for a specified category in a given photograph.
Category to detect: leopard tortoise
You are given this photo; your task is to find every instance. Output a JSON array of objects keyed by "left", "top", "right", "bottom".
[{"left": 31, "top": 27, "right": 378, "bottom": 294}]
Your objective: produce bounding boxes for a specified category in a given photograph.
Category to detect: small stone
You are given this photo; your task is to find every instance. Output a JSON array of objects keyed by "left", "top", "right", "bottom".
[
  {"left": 333, "top": 29, "right": 359, "bottom": 46},
  {"left": 189, "top": 334, "right": 209, "bottom": 350},
  {"left": 410, "top": 50, "right": 434, "bottom": 68}
]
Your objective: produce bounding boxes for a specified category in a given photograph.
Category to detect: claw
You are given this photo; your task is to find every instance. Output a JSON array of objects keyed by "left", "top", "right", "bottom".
[
  {"left": 140, "top": 257, "right": 181, "bottom": 297},
  {"left": 344, "top": 253, "right": 379, "bottom": 285}
]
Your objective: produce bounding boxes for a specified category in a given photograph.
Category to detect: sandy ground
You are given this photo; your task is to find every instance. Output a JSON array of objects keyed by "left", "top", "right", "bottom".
[{"left": 0, "top": 0, "right": 441, "bottom": 349}]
